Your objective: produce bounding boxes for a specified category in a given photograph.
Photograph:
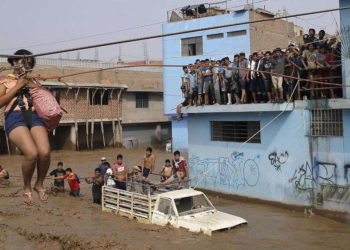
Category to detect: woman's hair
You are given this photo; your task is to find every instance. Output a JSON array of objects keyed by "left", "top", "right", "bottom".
[{"left": 8, "top": 49, "right": 36, "bottom": 69}]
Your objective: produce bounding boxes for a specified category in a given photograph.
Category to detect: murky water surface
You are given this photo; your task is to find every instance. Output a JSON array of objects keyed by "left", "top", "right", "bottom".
[{"left": 1, "top": 148, "right": 349, "bottom": 250}]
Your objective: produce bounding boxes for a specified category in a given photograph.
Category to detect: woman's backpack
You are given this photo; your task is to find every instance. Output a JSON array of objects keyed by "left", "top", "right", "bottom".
[{"left": 30, "top": 87, "right": 64, "bottom": 131}]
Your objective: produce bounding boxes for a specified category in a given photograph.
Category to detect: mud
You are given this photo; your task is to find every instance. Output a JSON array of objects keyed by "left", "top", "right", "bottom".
[{"left": 1, "top": 148, "right": 350, "bottom": 250}]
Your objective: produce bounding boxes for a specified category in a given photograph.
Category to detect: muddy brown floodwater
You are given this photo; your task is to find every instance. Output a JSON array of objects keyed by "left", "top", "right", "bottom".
[{"left": 1, "top": 147, "right": 350, "bottom": 250}]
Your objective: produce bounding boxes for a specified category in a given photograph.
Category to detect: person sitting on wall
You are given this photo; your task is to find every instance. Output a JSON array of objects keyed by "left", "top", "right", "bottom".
[
  {"left": 176, "top": 85, "right": 190, "bottom": 121},
  {"left": 85, "top": 168, "right": 104, "bottom": 204}
]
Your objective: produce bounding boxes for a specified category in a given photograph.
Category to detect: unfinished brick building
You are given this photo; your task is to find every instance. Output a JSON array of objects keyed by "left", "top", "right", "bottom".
[{"left": 0, "top": 59, "right": 170, "bottom": 154}]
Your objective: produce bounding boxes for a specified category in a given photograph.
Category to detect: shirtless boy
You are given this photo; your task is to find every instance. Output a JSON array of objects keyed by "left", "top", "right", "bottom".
[
  {"left": 142, "top": 147, "right": 155, "bottom": 179},
  {"left": 160, "top": 159, "right": 173, "bottom": 182}
]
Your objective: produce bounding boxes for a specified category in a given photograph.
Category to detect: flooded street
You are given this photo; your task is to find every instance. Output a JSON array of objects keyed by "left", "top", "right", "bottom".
[{"left": 1, "top": 148, "right": 350, "bottom": 250}]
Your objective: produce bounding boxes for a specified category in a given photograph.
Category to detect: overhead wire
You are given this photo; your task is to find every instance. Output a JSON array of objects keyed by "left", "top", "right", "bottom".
[{"left": 1, "top": 6, "right": 349, "bottom": 59}]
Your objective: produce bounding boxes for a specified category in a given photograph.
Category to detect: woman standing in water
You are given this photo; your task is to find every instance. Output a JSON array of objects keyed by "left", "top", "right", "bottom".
[{"left": 0, "top": 49, "right": 50, "bottom": 205}]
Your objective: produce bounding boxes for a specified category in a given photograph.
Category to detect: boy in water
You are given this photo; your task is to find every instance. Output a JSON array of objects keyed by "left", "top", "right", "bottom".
[
  {"left": 85, "top": 168, "right": 104, "bottom": 204},
  {"left": 57, "top": 168, "right": 80, "bottom": 197},
  {"left": 49, "top": 162, "right": 66, "bottom": 192},
  {"left": 142, "top": 147, "right": 155, "bottom": 180},
  {"left": 160, "top": 159, "right": 173, "bottom": 182}
]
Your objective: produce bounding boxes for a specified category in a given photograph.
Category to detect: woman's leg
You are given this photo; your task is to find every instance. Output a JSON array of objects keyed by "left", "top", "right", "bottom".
[
  {"left": 30, "top": 126, "right": 50, "bottom": 200},
  {"left": 8, "top": 126, "right": 39, "bottom": 203}
]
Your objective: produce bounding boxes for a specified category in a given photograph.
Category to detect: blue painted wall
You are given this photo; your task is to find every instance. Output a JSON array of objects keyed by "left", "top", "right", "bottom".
[
  {"left": 340, "top": 0, "right": 350, "bottom": 98},
  {"left": 171, "top": 117, "right": 189, "bottom": 153},
  {"left": 162, "top": 11, "right": 251, "bottom": 152},
  {"left": 162, "top": 11, "right": 250, "bottom": 115},
  {"left": 188, "top": 108, "right": 350, "bottom": 211},
  {"left": 188, "top": 110, "right": 313, "bottom": 205}
]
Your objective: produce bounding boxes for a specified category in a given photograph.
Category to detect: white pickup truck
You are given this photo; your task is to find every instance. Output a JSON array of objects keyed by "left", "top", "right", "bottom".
[{"left": 102, "top": 185, "right": 247, "bottom": 235}]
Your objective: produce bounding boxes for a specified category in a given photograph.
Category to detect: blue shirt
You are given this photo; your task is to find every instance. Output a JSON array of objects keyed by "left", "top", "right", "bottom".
[
  {"left": 98, "top": 163, "right": 107, "bottom": 176},
  {"left": 290, "top": 56, "right": 303, "bottom": 68},
  {"left": 203, "top": 67, "right": 213, "bottom": 81},
  {"left": 188, "top": 73, "right": 196, "bottom": 89}
]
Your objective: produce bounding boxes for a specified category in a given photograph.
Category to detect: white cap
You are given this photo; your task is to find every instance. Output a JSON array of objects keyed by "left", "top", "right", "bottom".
[{"left": 101, "top": 157, "right": 107, "bottom": 161}]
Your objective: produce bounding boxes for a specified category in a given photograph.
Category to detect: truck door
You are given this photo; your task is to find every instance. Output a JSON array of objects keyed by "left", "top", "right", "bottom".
[{"left": 152, "top": 198, "right": 177, "bottom": 226}]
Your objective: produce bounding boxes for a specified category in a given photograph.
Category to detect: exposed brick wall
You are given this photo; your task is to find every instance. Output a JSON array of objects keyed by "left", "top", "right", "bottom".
[
  {"left": 58, "top": 88, "right": 122, "bottom": 122},
  {"left": 249, "top": 11, "right": 304, "bottom": 52}
]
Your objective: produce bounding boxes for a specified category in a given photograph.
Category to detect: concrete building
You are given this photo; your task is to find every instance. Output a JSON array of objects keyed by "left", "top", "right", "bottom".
[
  {"left": 0, "top": 58, "right": 171, "bottom": 153},
  {"left": 163, "top": 5, "right": 305, "bottom": 152},
  {"left": 163, "top": 3, "right": 350, "bottom": 220}
]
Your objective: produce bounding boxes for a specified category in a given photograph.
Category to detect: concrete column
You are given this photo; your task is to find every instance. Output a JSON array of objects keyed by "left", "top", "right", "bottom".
[
  {"left": 340, "top": 0, "right": 350, "bottom": 98},
  {"left": 155, "top": 124, "right": 162, "bottom": 142},
  {"left": 70, "top": 124, "right": 77, "bottom": 150}
]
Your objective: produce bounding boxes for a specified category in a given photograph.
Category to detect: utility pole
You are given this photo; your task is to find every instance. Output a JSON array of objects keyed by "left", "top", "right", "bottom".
[
  {"left": 118, "top": 45, "right": 122, "bottom": 63},
  {"left": 94, "top": 48, "right": 99, "bottom": 61},
  {"left": 143, "top": 41, "right": 149, "bottom": 64}
]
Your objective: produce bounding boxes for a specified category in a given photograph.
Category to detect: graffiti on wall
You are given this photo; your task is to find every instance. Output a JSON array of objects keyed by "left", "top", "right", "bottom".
[
  {"left": 189, "top": 151, "right": 260, "bottom": 190},
  {"left": 289, "top": 161, "right": 315, "bottom": 192},
  {"left": 316, "top": 162, "right": 336, "bottom": 185},
  {"left": 345, "top": 165, "right": 350, "bottom": 184},
  {"left": 268, "top": 151, "right": 289, "bottom": 172}
]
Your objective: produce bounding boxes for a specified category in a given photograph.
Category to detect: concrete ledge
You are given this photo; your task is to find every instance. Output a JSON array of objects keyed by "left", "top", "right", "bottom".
[
  {"left": 295, "top": 98, "right": 350, "bottom": 109},
  {"left": 182, "top": 102, "right": 294, "bottom": 114},
  {"left": 182, "top": 99, "right": 350, "bottom": 114}
]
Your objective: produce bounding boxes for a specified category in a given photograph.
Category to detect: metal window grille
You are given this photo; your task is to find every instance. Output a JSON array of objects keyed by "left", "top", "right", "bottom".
[
  {"left": 207, "top": 33, "right": 224, "bottom": 40},
  {"left": 181, "top": 36, "right": 203, "bottom": 56},
  {"left": 311, "top": 109, "right": 343, "bottom": 137},
  {"left": 136, "top": 92, "right": 149, "bottom": 108},
  {"left": 211, "top": 121, "right": 261, "bottom": 143},
  {"left": 227, "top": 30, "right": 247, "bottom": 37}
]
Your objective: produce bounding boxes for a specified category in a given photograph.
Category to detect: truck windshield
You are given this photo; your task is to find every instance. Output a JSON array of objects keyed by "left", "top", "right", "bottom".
[{"left": 175, "top": 194, "right": 214, "bottom": 216}]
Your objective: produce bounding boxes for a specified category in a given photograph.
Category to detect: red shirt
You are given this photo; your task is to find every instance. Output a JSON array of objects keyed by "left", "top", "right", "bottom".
[
  {"left": 64, "top": 173, "right": 80, "bottom": 191},
  {"left": 172, "top": 157, "right": 187, "bottom": 173}
]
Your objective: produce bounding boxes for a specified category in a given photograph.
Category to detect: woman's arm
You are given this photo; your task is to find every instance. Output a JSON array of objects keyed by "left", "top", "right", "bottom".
[{"left": 0, "top": 78, "right": 28, "bottom": 108}]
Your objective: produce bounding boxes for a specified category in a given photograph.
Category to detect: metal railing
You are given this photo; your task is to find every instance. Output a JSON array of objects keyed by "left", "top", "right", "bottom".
[
  {"left": 0, "top": 58, "right": 162, "bottom": 72},
  {"left": 167, "top": 2, "right": 231, "bottom": 23}
]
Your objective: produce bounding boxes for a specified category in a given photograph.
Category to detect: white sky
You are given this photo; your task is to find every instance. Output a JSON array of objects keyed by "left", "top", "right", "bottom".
[{"left": 0, "top": 0, "right": 340, "bottom": 61}]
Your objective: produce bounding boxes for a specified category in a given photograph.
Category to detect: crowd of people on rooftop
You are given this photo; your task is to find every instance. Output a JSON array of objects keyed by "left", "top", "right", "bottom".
[{"left": 177, "top": 28, "right": 342, "bottom": 120}]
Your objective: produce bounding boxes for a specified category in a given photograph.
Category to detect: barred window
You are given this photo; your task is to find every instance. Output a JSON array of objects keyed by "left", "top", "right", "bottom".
[
  {"left": 311, "top": 109, "right": 343, "bottom": 136},
  {"left": 136, "top": 92, "right": 149, "bottom": 108},
  {"left": 211, "top": 121, "right": 261, "bottom": 143}
]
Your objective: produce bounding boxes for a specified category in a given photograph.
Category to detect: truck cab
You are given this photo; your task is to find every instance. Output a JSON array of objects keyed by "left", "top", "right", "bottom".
[{"left": 151, "top": 189, "right": 247, "bottom": 235}]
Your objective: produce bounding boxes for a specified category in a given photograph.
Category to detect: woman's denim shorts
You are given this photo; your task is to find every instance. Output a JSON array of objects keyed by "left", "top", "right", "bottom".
[{"left": 5, "top": 111, "right": 46, "bottom": 134}]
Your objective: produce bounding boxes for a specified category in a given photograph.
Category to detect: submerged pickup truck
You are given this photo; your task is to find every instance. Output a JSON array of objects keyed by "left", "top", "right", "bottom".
[{"left": 102, "top": 184, "right": 247, "bottom": 235}]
